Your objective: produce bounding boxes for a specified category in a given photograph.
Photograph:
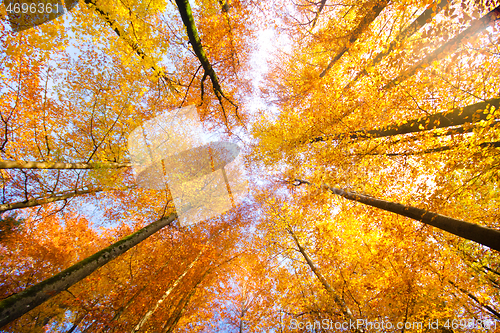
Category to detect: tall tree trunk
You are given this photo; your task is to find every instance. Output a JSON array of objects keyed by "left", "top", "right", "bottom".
[
  {"left": 174, "top": 0, "right": 237, "bottom": 122},
  {"left": 239, "top": 306, "right": 246, "bottom": 333},
  {"left": 0, "top": 213, "right": 178, "bottom": 328},
  {"left": 82, "top": 0, "right": 176, "bottom": 91},
  {"left": 162, "top": 286, "right": 197, "bottom": 333},
  {"left": 131, "top": 251, "right": 203, "bottom": 333},
  {"left": 310, "top": 0, "right": 327, "bottom": 28},
  {"left": 384, "top": 5, "right": 500, "bottom": 89},
  {"left": 106, "top": 288, "right": 143, "bottom": 329},
  {"left": 448, "top": 280, "right": 500, "bottom": 319},
  {"left": 162, "top": 267, "right": 212, "bottom": 333},
  {"left": 67, "top": 312, "right": 88, "bottom": 333},
  {"left": 0, "top": 160, "right": 131, "bottom": 170},
  {"left": 483, "top": 265, "right": 500, "bottom": 277},
  {"left": 351, "top": 120, "right": 500, "bottom": 157},
  {"left": 0, "top": 186, "right": 104, "bottom": 213},
  {"left": 308, "top": 98, "right": 499, "bottom": 143},
  {"left": 291, "top": 179, "right": 500, "bottom": 252},
  {"left": 287, "top": 228, "right": 362, "bottom": 332},
  {"left": 159, "top": 256, "right": 237, "bottom": 333},
  {"left": 359, "top": 141, "right": 500, "bottom": 157},
  {"left": 103, "top": 251, "right": 178, "bottom": 330},
  {"left": 319, "top": 0, "right": 390, "bottom": 78},
  {"left": 344, "top": 0, "right": 449, "bottom": 90}
]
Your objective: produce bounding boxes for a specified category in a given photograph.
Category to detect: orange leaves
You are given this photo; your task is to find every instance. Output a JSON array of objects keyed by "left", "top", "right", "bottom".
[
  {"left": 247, "top": 0, "right": 500, "bottom": 329},
  {"left": 1, "top": 0, "right": 499, "bottom": 330}
]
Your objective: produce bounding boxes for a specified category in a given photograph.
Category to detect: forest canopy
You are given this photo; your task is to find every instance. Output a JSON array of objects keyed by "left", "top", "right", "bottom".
[{"left": 0, "top": 0, "right": 499, "bottom": 332}]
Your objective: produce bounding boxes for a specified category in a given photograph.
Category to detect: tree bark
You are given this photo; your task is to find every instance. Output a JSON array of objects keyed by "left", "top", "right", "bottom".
[
  {"left": 82, "top": 0, "right": 176, "bottom": 91},
  {"left": 287, "top": 228, "right": 362, "bottom": 332},
  {"left": 131, "top": 251, "right": 202, "bottom": 333},
  {"left": 66, "top": 312, "right": 88, "bottom": 333},
  {"left": 0, "top": 187, "right": 104, "bottom": 213},
  {"left": 384, "top": 5, "right": 500, "bottom": 89},
  {"left": 360, "top": 141, "right": 500, "bottom": 157},
  {"left": 319, "top": 0, "right": 389, "bottom": 78},
  {"left": 0, "top": 213, "right": 178, "bottom": 328},
  {"left": 308, "top": 98, "right": 500, "bottom": 143},
  {"left": 344, "top": 0, "right": 449, "bottom": 90},
  {"left": 174, "top": 0, "right": 237, "bottom": 122},
  {"left": 448, "top": 280, "right": 500, "bottom": 319},
  {"left": 162, "top": 267, "right": 211, "bottom": 333},
  {"left": 238, "top": 306, "right": 246, "bottom": 333},
  {"left": 292, "top": 179, "right": 500, "bottom": 252},
  {"left": 0, "top": 160, "right": 131, "bottom": 170},
  {"left": 162, "top": 285, "right": 197, "bottom": 333},
  {"left": 311, "top": 0, "right": 327, "bottom": 28}
]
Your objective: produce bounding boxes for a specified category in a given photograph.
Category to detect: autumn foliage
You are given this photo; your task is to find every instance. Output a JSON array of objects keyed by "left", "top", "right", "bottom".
[{"left": 0, "top": 0, "right": 499, "bottom": 332}]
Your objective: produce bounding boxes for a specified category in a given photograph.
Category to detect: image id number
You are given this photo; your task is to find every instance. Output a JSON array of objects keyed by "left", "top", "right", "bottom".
[{"left": 6, "top": 2, "right": 63, "bottom": 14}]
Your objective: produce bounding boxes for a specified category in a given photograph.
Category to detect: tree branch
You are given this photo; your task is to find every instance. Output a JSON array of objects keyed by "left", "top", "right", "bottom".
[{"left": 174, "top": 0, "right": 240, "bottom": 124}]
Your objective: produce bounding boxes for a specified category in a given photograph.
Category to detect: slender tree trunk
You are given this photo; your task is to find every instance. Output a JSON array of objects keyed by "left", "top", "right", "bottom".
[
  {"left": 108, "top": 286, "right": 146, "bottom": 327},
  {"left": 162, "top": 287, "right": 197, "bottom": 333},
  {"left": 287, "top": 228, "right": 362, "bottom": 332},
  {"left": 384, "top": 5, "right": 500, "bottom": 89},
  {"left": 483, "top": 265, "right": 500, "bottom": 277},
  {"left": 239, "top": 306, "right": 246, "bottom": 333},
  {"left": 82, "top": 0, "right": 176, "bottom": 90},
  {"left": 162, "top": 267, "right": 211, "bottom": 333},
  {"left": 448, "top": 280, "right": 500, "bottom": 319},
  {"left": 311, "top": 0, "right": 327, "bottom": 28},
  {"left": 104, "top": 252, "right": 178, "bottom": 330},
  {"left": 344, "top": 0, "right": 449, "bottom": 90},
  {"left": 81, "top": 320, "right": 97, "bottom": 333},
  {"left": 174, "top": 0, "right": 219, "bottom": 91},
  {"left": 292, "top": 179, "right": 500, "bottom": 252},
  {"left": 359, "top": 141, "right": 500, "bottom": 157},
  {"left": 0, "top": 213, "right": 178, "bottom": 328},
  {"left": 67, "top": 312, "right": 88, "bottom": 333},
  {"left": 351, "top": 120, "right": 500, "bottom": 157},
  {"left": 0, "top": 160, "right": 131, "bottom": 170},
  {"left": 131, "top": 251, "right": 202, "bottom": 333},
  {"left": 100, "top": 285, "right": 147, "bottom": 333},
  {"left": 174, "top": 0, "right": 237, "bottom": 122},
  {"left": 0, "top": 187, "right": 103, "bottom": 213},
  {"left": 237, "top": 288, "right": 252, "bottom": 333},
  {"left": 319, "top": 0, "right": 389, "bottom": 78},
  {"left": 0, "top": 185, "right": 135, "bottom": 213},
  {"left": 159, "top": 256, "right": 236, "bottom": 333},
  {"left": 308, "top": 98, "right": 499, "bottom": 143}
]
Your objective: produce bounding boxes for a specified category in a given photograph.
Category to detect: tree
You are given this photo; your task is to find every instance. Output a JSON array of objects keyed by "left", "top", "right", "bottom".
[
  {"left": 307, "top": 98, "right": 500, "bottom": 143},
  {"left": 286, "top": 226, "right": 361, "bottom": 331},
  {"left": 253, "top": 189, "right": 474, "bottom": 332},
  {"left": 130, "top": 250, "right": 202, "bottom": 333},
  {"left": 319, "top": 0, "right": 390, "bottom": 78},
  {"left": 0, "top": 213, "right": 177, "bottom": 327},
  {"left": 0, "top": 212, "right": 24, "bottom": 242},
  {"left": 249, "top": 0, "right": 500, "bottom": 329},
  {"left": 290, "top": 178, "right": 500, "bottom": 252},
  {"left": 384, "top": 5, "right": 500, "bottom": 90},
  {"left": 0, "top": 161, "right": 131, "bottom": 169},
  {"left": 2, "top": 0, "right": 500, "bottom": 331},
  {"left": 174, "top": 0, "right": 239, "bottom": 124},
  {"left": 343, "top": 0, "right": 450, "bottom": 91}
]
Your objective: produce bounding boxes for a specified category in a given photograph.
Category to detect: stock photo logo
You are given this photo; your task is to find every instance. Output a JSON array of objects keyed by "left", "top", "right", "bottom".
[{"left": 128, "top": 105, "right": 247, "bottom": 227}]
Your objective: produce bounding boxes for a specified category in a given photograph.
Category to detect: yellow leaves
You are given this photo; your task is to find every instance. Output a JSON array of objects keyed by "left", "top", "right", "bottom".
[
  {"left": 485, "top": 105, "right": 498, "bottom": 121},
  {"left": 0, "top": 0, "right": 499, "bottom": 330}
]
